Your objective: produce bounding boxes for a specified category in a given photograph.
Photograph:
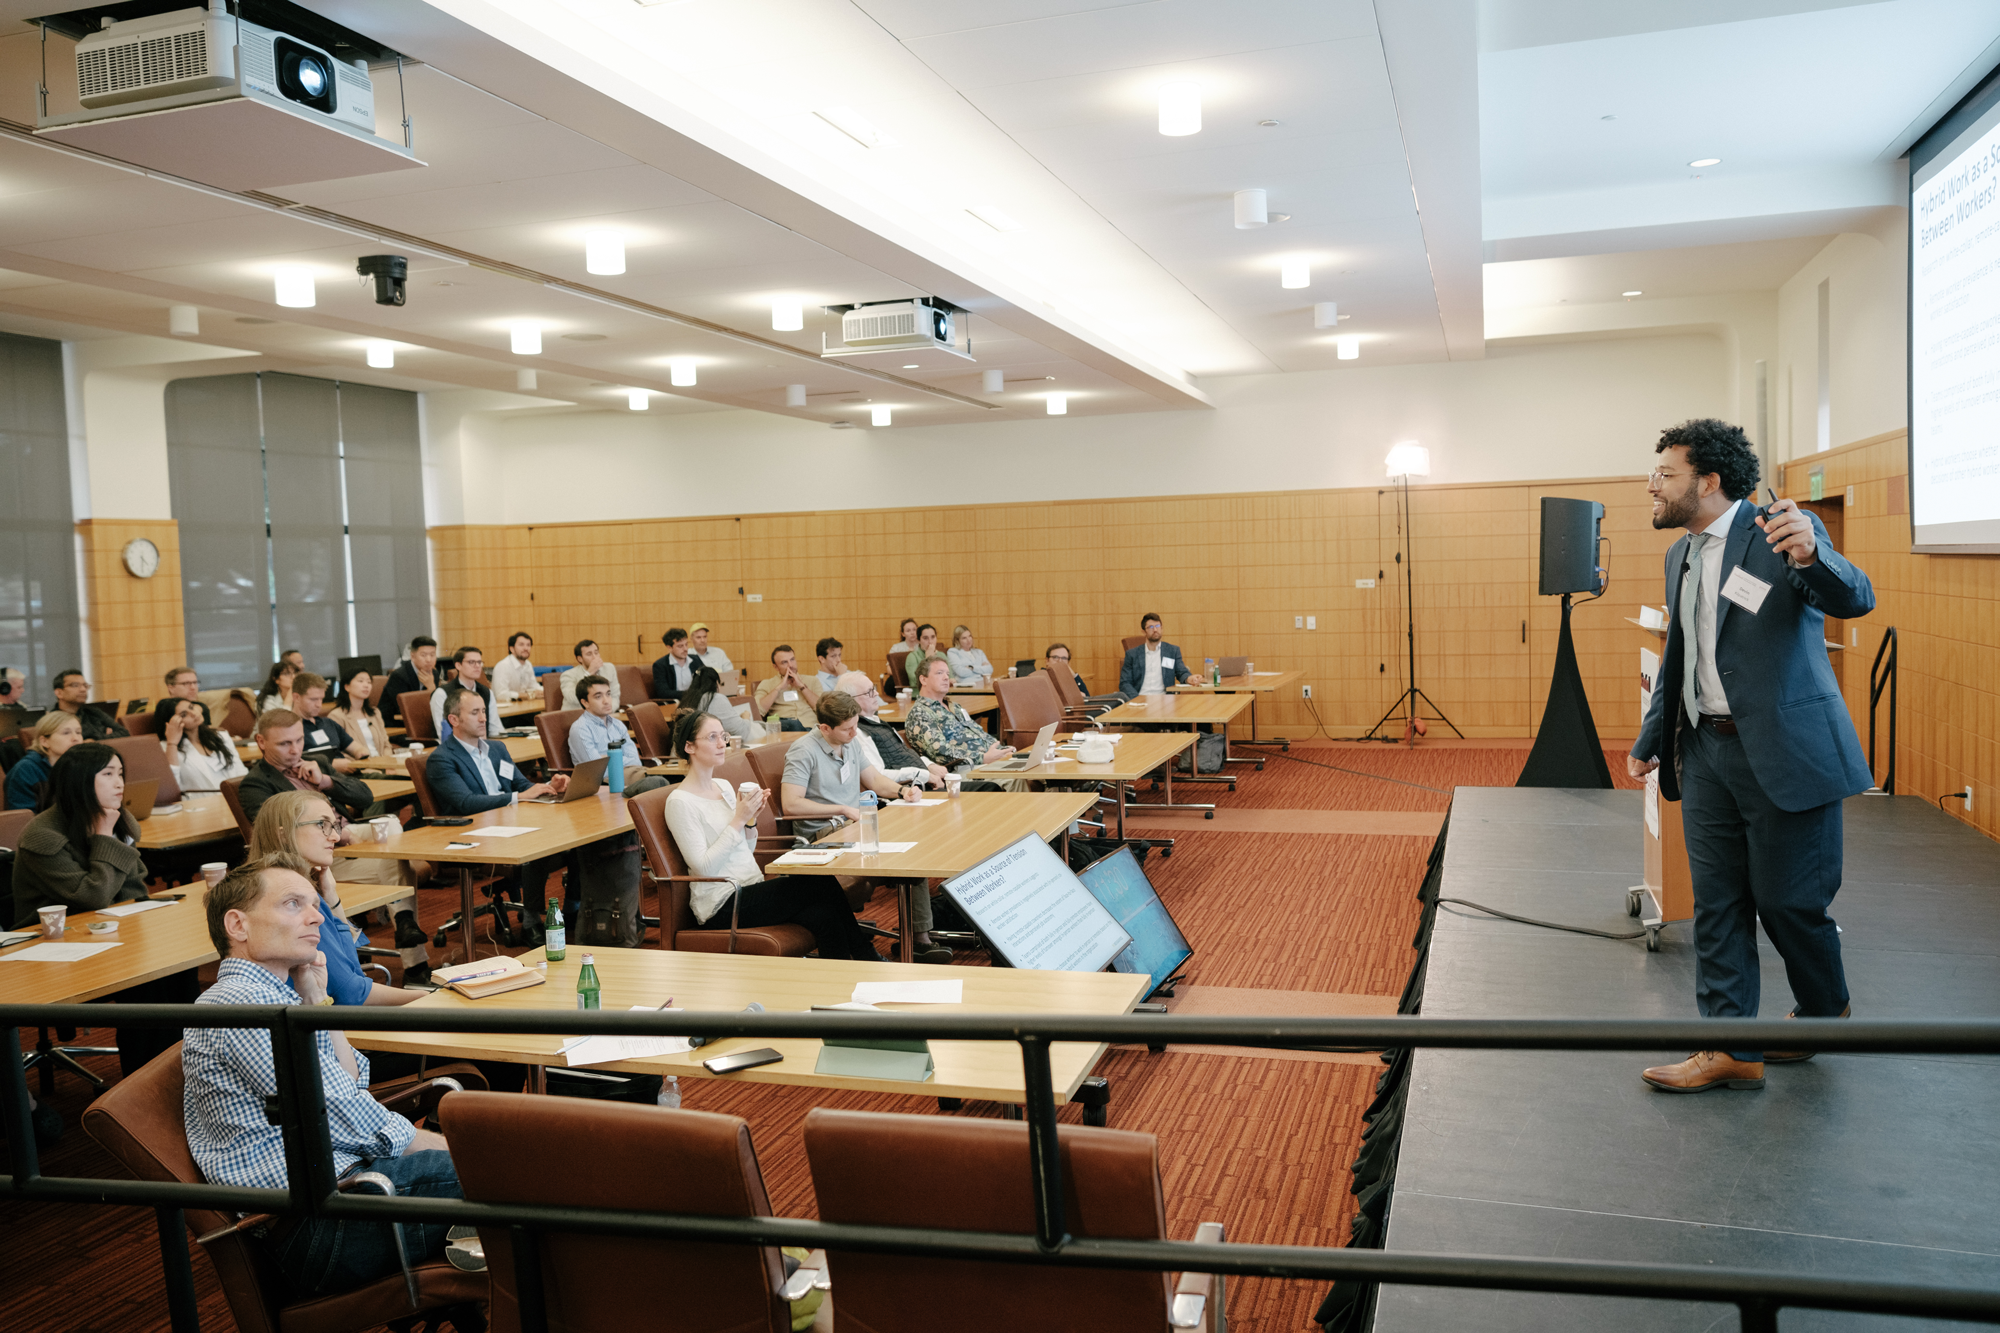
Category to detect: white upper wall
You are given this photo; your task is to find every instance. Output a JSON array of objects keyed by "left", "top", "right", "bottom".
[
  {"left": 445, "top": 332, "right": 1728, "bottom": 523},
  {"left": 1775, "top": 211, "right": 1909, "bottom": 457}
]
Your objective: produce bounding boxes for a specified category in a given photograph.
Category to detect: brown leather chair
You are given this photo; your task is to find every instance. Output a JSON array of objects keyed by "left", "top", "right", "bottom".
[
  {"left": 716, "top": 751, "right": 786, "bottom": 866},
  {"left": 541, "top": 672, "right": 565, "bottom": 715},
  {"left": 108, "top": 733, "right": 183, "bottom": 807},
  {"left": 886, "top": 647, "right": 912, "bottom": 691},
  {"left": 1122, "top": 635, "right": 1148, "bottom": 652},
  {"left": 404, "top": 752, "right": 441, "bottom": 818},
  {"left": 221, "top": 690, "right": 258, "bottom": 740},
  {"left": 991, "top": 674, "right": 1083, "bottom": 752},
  {"left": 628, "top": 786, "right": 812, "bottom": 955},
  {"left": 746, "top": 735, "right": 801, "bottom": 812},
  {"left": 1044, "top": 666, "right": 1113, "bottom": 720},
  {"left": 534, "top": 708, "right": 583, "bottom": 775},
  {"left": 804, "top": 1108, "right": 1224, "bottom": 1333},
  {"left": 122, "top": 708, "right": 164, "bottom": 738},
  {"left": 442, "top": 1091, "right": 824, "bottom": 1333},
  {"left": 83, "top": 1045, "right": 489, "bottom": 1333},
  {"left": 0, "top": 808, "right": 30, "bottom": 851},
  {"left": 627, "top": 701, "right": 676, "bottom": 762},
  {"left": 398, "top": 691, "right": 438, "bottom": 744},
  {"left": 616, "top": 662, "right": 652, "bottom": 708},
  {"left": 221, "top": 777, "right": 253, "bottom": 839}
]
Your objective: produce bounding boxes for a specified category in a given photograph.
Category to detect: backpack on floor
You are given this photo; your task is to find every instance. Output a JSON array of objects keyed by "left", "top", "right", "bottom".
[
  {"left": 1174, "top": 733, "right": 1228, "bottom": 774},
  {"left": 574, "top": 835, "right": 645, "bottom": 948}
]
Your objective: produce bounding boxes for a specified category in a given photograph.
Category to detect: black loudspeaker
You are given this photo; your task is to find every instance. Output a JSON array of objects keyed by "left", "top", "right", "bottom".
[{"left": 1538, "top": 497, "right": 1605, "bottom": 596}]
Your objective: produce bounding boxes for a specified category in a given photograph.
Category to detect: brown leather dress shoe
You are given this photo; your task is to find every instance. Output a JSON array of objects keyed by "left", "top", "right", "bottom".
[
  {"left": 1764, "top": 1003, "right": 1852, "bottom": 1063},
  {"left": 1641, "top": 1050, "right": 1765, "bottom": 1092}
]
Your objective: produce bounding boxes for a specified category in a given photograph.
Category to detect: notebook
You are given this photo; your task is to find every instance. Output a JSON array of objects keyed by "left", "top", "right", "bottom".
[{"left": 434, "top": 955, "right": 547, "bottom": 1000}]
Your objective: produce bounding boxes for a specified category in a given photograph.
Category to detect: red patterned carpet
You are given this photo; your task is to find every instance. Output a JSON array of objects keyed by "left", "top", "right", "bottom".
[{"left": 4, "top": 741, "right": 1628, "bottom": 1333}]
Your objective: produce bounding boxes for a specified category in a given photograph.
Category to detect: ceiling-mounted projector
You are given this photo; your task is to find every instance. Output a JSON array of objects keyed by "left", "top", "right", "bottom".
[
  {"left": 35, "top": 1, "right": 423, "bottom": 191},
  {"left": 822, "top": 297, "right": 974, "bottom": 365}
]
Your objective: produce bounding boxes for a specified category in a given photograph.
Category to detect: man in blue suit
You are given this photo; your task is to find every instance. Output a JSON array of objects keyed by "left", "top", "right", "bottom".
[
  {"left": 1630, "top": 419, "right": 1874, "bottom": 1094},
  {"left": 1118, "top": 612, "right": 1192, "bottom": 698},
  {"left": 428, "top": 688, "right": 569, "bottom": 930}
]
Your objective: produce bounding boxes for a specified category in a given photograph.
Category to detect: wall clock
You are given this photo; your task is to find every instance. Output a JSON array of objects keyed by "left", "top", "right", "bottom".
[{"left": 122, "top": 537, "right": 160, "bottom": 579}]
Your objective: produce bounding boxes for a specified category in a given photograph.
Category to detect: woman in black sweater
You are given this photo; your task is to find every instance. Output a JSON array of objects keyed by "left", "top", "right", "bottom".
[{"left": 13, "top": 743, "right": 197, "bottom": 1075}]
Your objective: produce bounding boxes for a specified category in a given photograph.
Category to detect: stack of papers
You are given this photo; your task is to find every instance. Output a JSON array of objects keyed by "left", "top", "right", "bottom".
[
  {"left": 98, "top": 900, "right": 174, "bottom": 918},
  {"left": 560, "top": 1007, "right": 694, "bottom": 1066},
  {"left": 851, "top": 979, "right": 963, "bottom": 1004},
  {"left": 0, "top": 942, "right": 124, "bottom": 962}
]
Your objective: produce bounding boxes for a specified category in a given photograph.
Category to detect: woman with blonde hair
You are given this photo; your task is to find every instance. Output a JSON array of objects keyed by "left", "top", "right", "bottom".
[
  {"left": 249, "top": 790, "right": 423, "bottom": 1006},
  {"left": 945, "top": 624, "right": 993, "bottom": 687},
  {"left": 4, "top": 712, "right": 82, "bottom": 811}
]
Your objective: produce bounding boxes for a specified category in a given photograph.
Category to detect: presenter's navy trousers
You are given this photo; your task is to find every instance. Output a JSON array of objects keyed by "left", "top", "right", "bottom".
[{"left": 1679, "top": 720, "right": 1851, "bottom": 1061}]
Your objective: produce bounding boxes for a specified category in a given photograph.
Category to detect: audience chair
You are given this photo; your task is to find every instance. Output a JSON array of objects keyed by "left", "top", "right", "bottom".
[
  {"left": 541, "top": 672, "right": 564, "bottom": 715},
  {"left": 1044, "top": 666, "right": 1116, "bottom": 720},
  {"left": 1122, "top": 635, "right": 1148, "bottom": 653},
  {"left": 220, "top": 690, "right": 258, "bottom": 740},
  {"left": 442, "top": 1091, "right": 828, "bottom": 1333},
  {"left": 617, "top": 663, "right": 652, "bottom": 707},
  {"left": 405, "top": 754, "right": 518, "bottom": 947},
  {"left": 533, "top": 708, "right": 583, "bottom": 776},
  {"left": 398, "top": 692, "right": 437, "bottom": 744},
  {"left": 745, "top": 737, "right": 802, "bottom": 813},
  {"left": 84, "top": 1047, "right": 489, "bottom": 1333},
  {"left": 886, "top": 647, "right": 912, "bottom": 692},
  {"left": 991, "top": 674, "right": 1087, "bottom": 753},
  {"left": 220, "top": 778, "right": 252, "bottom": 840},
  {"left": 805, "top": 1108, "right": 1224, "bottom": 1333},
  {"left": 714, "top": 751, "right": 788, "bottom": 869},
  {"left": 107, "top": 734, "right": 183, "bottom": 807},
  {"left": 2, "top": 808, "right": 118, "bottom": 1090},
  {"left": 121, "top": 709, "right": 164, "bottom": 738},
  {"left": 628, "top": 786, "right": 812, "bottom": 955},
  {"left": 626, "top": 702, "right": 675, "bottom": 762}
]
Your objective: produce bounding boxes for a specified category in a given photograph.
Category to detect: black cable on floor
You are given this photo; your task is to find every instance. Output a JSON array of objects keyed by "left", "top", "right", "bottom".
[
  {"left": 1436, "top": 897, "right": 1649, "bottom": 941},
  {"left": 1266, "top": 744, "right": 1452, "bottom": 795}
]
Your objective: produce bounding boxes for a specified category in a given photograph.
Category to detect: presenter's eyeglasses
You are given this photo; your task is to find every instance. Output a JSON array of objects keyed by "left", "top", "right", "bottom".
[{"left": 1647, "top": 468, "right": 1691, "bottom": 487}]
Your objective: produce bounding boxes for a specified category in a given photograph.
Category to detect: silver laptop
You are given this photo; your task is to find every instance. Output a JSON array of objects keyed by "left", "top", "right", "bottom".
[
  {"left": 1218, "top": 656, "right": 1249, "bottom": 677},
  {"left": 534, "top": 755, "right": 607, "bottom": 803},
  {"left": 988, "top": 722, "right": 1059, "bottom": 771}
]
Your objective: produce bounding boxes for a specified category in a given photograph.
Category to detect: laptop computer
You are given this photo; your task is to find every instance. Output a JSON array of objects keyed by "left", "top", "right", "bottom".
[
  {"left": 986, "top": 722, "right": 1059, "bottom": 771},
  {"left": 1218, "top": 656, "right": 1249, "bottom": 677},
  {"left": 532, "top": 755, "right": 607, "bottom": 803},
  {"left": 1014, "top": 659, "right": 1038, "bottom": 679},
  {"left": 122, "top": 778, "right": 161, "bottom": 821}
]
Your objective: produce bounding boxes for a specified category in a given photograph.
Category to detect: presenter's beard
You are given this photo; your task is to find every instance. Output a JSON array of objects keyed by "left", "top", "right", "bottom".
[{"left": 1652, "top": 487, "right": 1699, "bottom": 530}]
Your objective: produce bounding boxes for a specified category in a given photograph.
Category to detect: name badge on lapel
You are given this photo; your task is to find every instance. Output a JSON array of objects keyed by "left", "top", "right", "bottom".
[
  {"left": 1720, "top": 567, "right": 1773, "bottom": 614},
  {"left": 307, "top": 729, "right": 328, "bottom": 747},
  {"left": 499, "top": 761, "right": 516, "bottom": 780},
  {"left": 1162, "top": 656, "right": 1175, "bottom": 669}
]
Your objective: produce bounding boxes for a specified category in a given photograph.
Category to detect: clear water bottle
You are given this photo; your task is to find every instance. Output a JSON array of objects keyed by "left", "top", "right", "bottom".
[
  {"left": 607, "top": 738, "right": 625, "bottom": 795},
  {"left": 657, "top": 1075, "right": 682, "bottom": 1109},
  {"left": 858, "top": 790, "right": 880, "bottom": 854}
]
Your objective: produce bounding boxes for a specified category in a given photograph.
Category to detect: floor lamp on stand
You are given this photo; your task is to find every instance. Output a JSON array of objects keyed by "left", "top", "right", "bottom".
[{"left": 1365, "top": 441, "right": 1463, "bottom": 743}]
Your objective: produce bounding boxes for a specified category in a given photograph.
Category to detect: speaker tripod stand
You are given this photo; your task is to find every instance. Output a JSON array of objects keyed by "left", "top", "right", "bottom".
[{"left": 1364, "top": 474, "right": 1462, "bottom": 743}]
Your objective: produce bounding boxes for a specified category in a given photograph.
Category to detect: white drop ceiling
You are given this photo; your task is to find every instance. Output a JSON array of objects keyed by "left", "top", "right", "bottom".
[{"left": 0, "top": 0, "right": 1991, "bottom": 427}]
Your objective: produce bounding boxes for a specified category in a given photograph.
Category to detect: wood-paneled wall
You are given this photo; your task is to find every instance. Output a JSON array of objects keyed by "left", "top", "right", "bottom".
[
  {"left": 1777, "top": 430, "right": 1998, "bottom": 842},
  {"left": 431, "top": 474, "right": 1680, "bottom": 741},
  {"left": 75, "top": 519, "right": 185, "bottom": 707}
]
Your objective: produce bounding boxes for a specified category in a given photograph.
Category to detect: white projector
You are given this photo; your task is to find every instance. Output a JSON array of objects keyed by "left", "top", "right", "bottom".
[
  {"left": 73, "top": 5, "right": 374, "bottom": 134},
  {"left": 839, "top": 299, "right": 956, "bottom": 352}
]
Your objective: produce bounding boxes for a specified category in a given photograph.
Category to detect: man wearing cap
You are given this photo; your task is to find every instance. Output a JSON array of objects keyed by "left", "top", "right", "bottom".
[{"left": 688, "top": 624, "right": 732, "bottom": 675}]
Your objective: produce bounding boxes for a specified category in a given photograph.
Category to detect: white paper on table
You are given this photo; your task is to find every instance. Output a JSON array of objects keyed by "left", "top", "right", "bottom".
[
  {"left": 560, "top": 1007, "right": 694, "bottom": 1065},
  {"left": 1644, "top": 771, "right": 1661, "bottom": 838},
  {"left": 0, "top": 930, "right": 40, "bottom": 948},
  {"left": 466, "top": 825, "right": 539, "bottom": 838},
  {"left": 851, "top": 979, "right": 962, "bottom": 1004},
  {"left": 910, "top": 798, "right": 948, "bottom": 806},
  {"left": 98, "top": 900, "right": 174, "bottom": 917},
  {"left": 854, "top": 841, "right": 917, "bottom": 854},
  {"left": 0, "top": 942, "right": 125, "bottom": 961}
]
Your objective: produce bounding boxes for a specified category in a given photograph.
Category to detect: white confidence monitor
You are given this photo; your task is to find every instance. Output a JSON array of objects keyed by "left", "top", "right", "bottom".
[
  {"left": 1911, "top": 78, "right": 2000, "bottom": 553},
  {"left": 941, "top": 833, "right": 1132, "bottom": 974}
]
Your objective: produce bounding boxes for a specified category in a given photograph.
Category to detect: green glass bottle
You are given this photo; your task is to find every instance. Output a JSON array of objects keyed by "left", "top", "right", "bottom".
[
  {"left": 544, "top": 897, "right": 566, "bottom": 962},
  {"left": 575, "top": 953, "right": 601, "bottom": 1011}
]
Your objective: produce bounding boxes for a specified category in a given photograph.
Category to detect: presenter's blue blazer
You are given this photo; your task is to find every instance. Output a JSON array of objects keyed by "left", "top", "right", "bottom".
[
  {"left": 1634, "top": 503, "right": 1875, "bottom": 812},
  {"left": 426, "top": 735, "right": 534, "bottom": 815}
]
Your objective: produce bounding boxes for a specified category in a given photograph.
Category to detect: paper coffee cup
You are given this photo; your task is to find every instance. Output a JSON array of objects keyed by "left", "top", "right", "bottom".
[
  {"left": 201, "top": 862, "right": 228, "bottom": 886},
  {"left": 738, "top": 781, "right": 758, "bottom": 797},
  {"left": 38, "top": 905, "right": 66, "bottom": 938},
  {"left": 945, "top": 774, "right": 962, "bottom": 797},
  {"left": 407, "top": 742, "right": 424, "bottom": 754},
  {"left": 370, "top": 816, "right": 398, "bottom": 841}
]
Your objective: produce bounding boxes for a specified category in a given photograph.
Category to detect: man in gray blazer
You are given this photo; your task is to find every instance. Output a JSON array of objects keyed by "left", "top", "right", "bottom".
[{"left": 1630, "top": 419, "right": 1874, "bottom": 1094}]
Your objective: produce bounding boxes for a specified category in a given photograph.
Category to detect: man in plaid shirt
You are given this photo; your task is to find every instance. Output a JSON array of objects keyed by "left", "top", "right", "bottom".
[{"left": 182, "top": 854, "right": 466, "bottom": 1298}]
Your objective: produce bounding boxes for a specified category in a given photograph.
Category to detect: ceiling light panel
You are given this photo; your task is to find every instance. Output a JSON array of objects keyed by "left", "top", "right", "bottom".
[{"left": 584, "top": 230, "right": 626, "bottom": 274}]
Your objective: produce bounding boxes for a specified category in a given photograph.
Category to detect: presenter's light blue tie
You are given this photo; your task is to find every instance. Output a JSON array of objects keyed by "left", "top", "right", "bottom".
[{"left": 1681, "top": 533, "right": 1707, "bottom": 725}]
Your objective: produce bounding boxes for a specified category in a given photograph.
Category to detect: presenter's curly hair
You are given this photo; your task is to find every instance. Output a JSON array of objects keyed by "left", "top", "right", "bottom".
[{"left": 1656, "top": 419, "right": 1760, "bottom": 501}]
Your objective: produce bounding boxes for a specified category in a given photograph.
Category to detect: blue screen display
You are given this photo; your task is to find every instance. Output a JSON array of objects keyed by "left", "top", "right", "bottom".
[{"left": 1076, "top": 847, "right": 1191, "bottom": 996}]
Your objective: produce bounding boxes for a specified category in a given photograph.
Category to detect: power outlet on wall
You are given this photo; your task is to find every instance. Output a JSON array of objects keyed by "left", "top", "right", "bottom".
[
  {"left": 1302, "top": 685, "right": 1312, "bottom": 700},
  {"left": 1294, "top": 615, "right": 1303, "bottom": 629},
  {"left": 1306, "top": 615, "right": 1316, "bottom": 630}
]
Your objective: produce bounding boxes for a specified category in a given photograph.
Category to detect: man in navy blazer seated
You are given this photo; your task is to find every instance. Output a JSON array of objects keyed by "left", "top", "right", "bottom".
[
  {"left": 428, "top": 687, "right": 569, "bottom": 931},
  {"left": 1118, "top": 612, "right": 1192, "bottom": 699},
  {"left": 1629, "top": 419, "right": 1874, "bottom": 1095}
]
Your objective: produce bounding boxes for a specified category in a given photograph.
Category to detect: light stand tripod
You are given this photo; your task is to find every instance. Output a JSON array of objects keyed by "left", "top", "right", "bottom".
[{"left": 1364, "top": 470, "right": 1462, "bottom": 742}]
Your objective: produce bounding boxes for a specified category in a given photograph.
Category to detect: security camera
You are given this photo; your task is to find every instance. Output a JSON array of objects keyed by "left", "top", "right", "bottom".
[{"left": 356, "top": 255, "right": 408, "bottom": 306}]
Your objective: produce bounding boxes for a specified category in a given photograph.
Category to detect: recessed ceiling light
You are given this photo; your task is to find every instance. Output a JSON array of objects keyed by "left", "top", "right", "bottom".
[
  {"left": 1281, "top": 258, "right": 1311, "bottom": 290},
  {"left": 510, "top": 323, "right": 541, "bottom": 355},
  {"left": 1335, "top": 335, "right": 1360, "bottom": 360},
  {"left": 273, "top": 267, "right": 314, "bottom": 308},
  {"left": 816, "top": 106, "right": 886, "bottom": 149},
  {"left": 902, "top": 364, "right": 920, "bottom": 369},
  {"left": 669, "top": 358, "right": 697, "bottom": 387},
  {"left": 627, "top": 388, "right": 649, "bottom": 410},
  {"left": 772, "top": 297, "right": 803, "bottom": 332},
  {"left": 1158, "top": 82, "right": 1201, "bottom": 136},
  {"left": 1600, "top": 114, "right": 1616, "bottom": 121},
  {"left": 1623, "top": 290, "right": 1642, "bottom": 297},
  {"left": 967, "top": 204, "right": 1023, "bottom": 232},
  {"left": 561, "top": 333, "right": 607, "bottom": 342},
  {"left": 1258, "top": 118, "right": 1281, "bottom": 127},
  {"left": 584, "top": 230, "right": 625, "bottom": 275},
  {"left": 1689, "top": 158, "right": 1720, "bottom": 168},
  {"left": 1046, "top": 393, "right": 1068, "bottom": 416},
  {"left": 365, "top": 341, "right": 394, "bottom": 369},
  {"left": 871, "top": 404, "right": 892, "bottom": 427}
]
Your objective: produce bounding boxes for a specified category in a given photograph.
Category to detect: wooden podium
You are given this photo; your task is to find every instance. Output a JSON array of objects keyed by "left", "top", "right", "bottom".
[{"left": 1628, "top": 615, "right": 1694, "bottom": 950}]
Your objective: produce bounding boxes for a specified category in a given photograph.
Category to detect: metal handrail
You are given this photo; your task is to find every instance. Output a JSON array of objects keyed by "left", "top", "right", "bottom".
[
  {"left": 7, "top": 1004, "right": 2000, "bottom": 1333},
  {"left": 1868, "top": 625, "right": 1898, "bottom": 793}
]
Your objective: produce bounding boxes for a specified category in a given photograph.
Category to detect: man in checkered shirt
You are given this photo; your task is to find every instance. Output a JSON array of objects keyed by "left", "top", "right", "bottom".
[{"left": 182, "top": 853, "right": 464, "bottom": 1298}]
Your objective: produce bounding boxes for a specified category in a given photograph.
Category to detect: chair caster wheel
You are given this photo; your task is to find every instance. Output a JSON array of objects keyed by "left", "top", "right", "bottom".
[
  {"left": 1625, "top": 889, "right": 1643, "bottom": 918},
  {"left": 1644, "top": 925, "right": 1662, "bottom": 952},
  {"left": 1204, "top": 811, "right": 1214, "bottom": 819},
  {"left": 1255, "top": 762, "right": 1265, "bottom": 771}
]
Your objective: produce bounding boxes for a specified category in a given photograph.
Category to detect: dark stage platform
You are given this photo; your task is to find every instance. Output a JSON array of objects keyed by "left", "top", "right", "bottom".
[{"left": 1373, "top": 787, "right": 2000, "bottom": 1332}]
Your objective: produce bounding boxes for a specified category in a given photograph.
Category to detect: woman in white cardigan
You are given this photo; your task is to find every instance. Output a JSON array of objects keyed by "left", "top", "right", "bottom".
[
  {"left": 155, "top": 697, "right": 246, "bottom": 793},
  {"left": 660, "top": 710, "right": 882, "bottom": 960}
]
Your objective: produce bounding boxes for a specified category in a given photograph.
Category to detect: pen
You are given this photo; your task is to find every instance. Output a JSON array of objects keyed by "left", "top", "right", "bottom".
[{"left": 447, "top": 966, "right": 510, "bottom": 983}]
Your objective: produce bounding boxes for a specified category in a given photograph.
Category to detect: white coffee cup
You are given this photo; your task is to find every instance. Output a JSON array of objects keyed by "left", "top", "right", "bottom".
[
  {"left": 407, "top": 742, "right": 425, "bottom": 754},
  {"left": 38, "top": 905, "right": 66, "bottom": 938},
  {"left": 370, "top": 816, "right": 398, "bottom": 842},
  {"left": 945, "top": 773, "right": 962, "bottom": 798},
  {"left": 1007, "top": 666, "right": 1017, "bottom": 678},
  {"left": 201, "top": 862, "right": 228, "bottom": 887}
]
